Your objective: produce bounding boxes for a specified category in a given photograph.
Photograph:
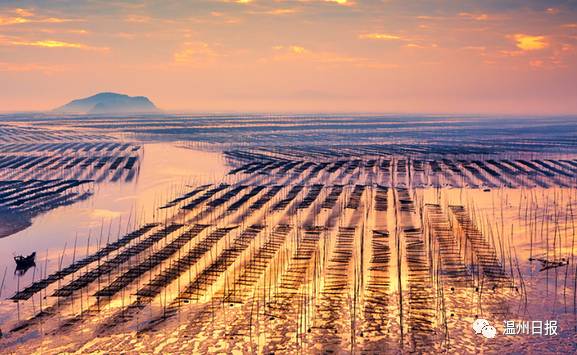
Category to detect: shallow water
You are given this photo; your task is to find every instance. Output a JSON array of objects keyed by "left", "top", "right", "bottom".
[
  {"left": 1, "top": 115, "right": 577, "bottom": 353},
  {"left": 0, "top": 143, "right": 227, "bottom": 319}
]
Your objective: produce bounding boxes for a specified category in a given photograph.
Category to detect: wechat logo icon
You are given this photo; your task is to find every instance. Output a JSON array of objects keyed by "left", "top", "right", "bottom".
[{"left": 473, "top": 318, "right": 497, "bottom": 339}]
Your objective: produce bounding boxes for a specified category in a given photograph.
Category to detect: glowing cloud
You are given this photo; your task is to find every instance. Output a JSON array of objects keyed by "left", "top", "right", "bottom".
[
  {"left": 406, "top": 43, "right": 438, "bottom": 49},
  {"left": 513, "top": 34, "right": 549, "bottom": 51},
  {"left": 0, "top": 0, "right": 576, "bottom": 113},
  {"left": 12, "top": 40, "right": 84, "bottom": 48},
  {"left": 0, "top": 16, "right": 29, "bottom": 25},
  {"left": 272, "top": 45, "right": 309, "bottom": 54},
  {"left": 249, "top": 8, "right": 299, "bottom": 16},
  {"left": 459, "top": 12, "right": 489, "bottom": 21},
  {"left": 2, "top": 37, "right": 108, "bottom": 51},
  {"left": 0, "top": 8, "right": 32, "bottom": 25},
  {"left": 325, "top": 0, "right": 353, "bottom": 6},
  {"left": 0, "top": 7, "right": 76, "bottom": 26},
  {"left": 14, "top": 8, "right": 34, "bottom": 17},
  {"left": 289, "top": 46, "right": 307, "bottom": 54},
  {"left": 269, "top": 45, "right": 396, "bottom": 68},
  {"left": 173, "top": 42, "right": 219, "bottom": 64},
  {"left": 359, "top": 33, "right": 402, "bottom": 40},
  {"left": 124, "top": 15, "right": 152, "bottom": 23}
]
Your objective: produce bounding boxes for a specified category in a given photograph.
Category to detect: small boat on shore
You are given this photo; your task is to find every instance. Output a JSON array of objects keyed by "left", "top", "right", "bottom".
[{"left": 529, "top": 256, "right": 568, "bottom": 271}]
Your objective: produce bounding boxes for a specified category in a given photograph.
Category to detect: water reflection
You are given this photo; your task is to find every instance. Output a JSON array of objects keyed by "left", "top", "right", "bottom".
[
  {"left": 0, "top": 143, "right": 227, "bottom": 315},
  {"left": 14, "top": 252, "right": 36, "bottom": 277}
]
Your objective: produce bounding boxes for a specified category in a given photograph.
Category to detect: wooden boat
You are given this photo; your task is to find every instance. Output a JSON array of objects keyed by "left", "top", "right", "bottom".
[
  {"left": 14, "top": 252, "right": 36, "bottom": 269},
  {"left": 529, "top": 256, "right": 568, "bottom": 271}
]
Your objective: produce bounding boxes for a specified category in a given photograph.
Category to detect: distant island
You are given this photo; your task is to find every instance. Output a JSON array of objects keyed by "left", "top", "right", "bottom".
[{"left": 55, "top": 92, "right": 159, "bottom": 114}]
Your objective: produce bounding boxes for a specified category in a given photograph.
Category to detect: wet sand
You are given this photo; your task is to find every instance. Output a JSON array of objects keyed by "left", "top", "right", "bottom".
[
  {"left": 1, "top": 114, "right": 577, "bottom": 353},
  {"left": 0, "top": 209, "right": 30, "bottom": 239}
]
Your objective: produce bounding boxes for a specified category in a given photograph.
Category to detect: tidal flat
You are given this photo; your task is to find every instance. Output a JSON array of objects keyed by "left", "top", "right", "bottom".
[{"left": 0, "top": 114, "right": 577, "bottom": 353}]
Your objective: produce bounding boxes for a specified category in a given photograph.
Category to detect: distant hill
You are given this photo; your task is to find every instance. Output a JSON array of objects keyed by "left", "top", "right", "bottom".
[{"left": 55, "top": 92, "right": 159, "bottom": 114}]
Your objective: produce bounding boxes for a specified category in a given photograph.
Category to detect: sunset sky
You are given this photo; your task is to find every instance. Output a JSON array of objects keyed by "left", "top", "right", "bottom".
[{"left": 1, "top": 0, "right": 577, "bottom": 114}]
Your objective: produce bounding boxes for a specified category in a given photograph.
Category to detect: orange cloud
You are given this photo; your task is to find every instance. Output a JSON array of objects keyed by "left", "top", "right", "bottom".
[
  {"left": 513, "top": 34, "right": 549, "bottom": 51},
  {"left": 201, "top": 11, "right": 242, "bottom": 24},
  {"left": 269, "top": 45, "right": 397, "bottom": 69},
  {"left": 1, "top": 36, "right": 108, "bottom": 51},
  {"left": 325, "top": 0, "right": 353, "bottom": 5},
  {"left": 272, "top": 45, "right": 309, "bottom": 54},
  {"left": 0, "top": 8, "right": 32, "bottom": 25},
  {"left": 289, "top": 45, "right": 307, "bottom": 54},
  {"left": 173, "top": 42, "right": 219, "bottom": 65},
  {"left": 459, "top": 12, "right": 489, "bottom": 21},
  {"left": 18, "top": 40, "right": 86, "bottom": 48},
  {"left": 0, "top": 8, "right": 76, "bottom": 26},
  {"left": 14, "top": 8, "right": 34, "bottom": 17},
  {"left": 38, "top": 28, "right": 89, "bottom": 35},
  {"left": 124, "top": 15, "right": 152, "bottom": 23},
  {"left": 359, "top": 33, "right": 402, "bottom": 40},
  {"left": 405, "top": 43, "right": 438, "bottom": 49},
  {"left": 0, "top": 16, "right": 30, "bottom": 25},
  {"left": 39, "top": 17, "right": 72, "bottom": 24},
  {"left": 248, "top": 8, "right": 299, "bottom": 16}
]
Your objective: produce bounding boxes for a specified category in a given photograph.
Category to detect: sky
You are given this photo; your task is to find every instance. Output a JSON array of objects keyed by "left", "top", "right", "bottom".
[{"left": 1, "top": 0, "right": 577, "bottom": 114}]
